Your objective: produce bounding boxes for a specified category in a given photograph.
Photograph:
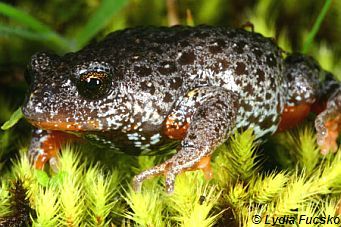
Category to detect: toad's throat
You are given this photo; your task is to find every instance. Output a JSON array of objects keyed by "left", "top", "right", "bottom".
[{"left": 27, "top": 119, "right": 101, "bottom": 131}]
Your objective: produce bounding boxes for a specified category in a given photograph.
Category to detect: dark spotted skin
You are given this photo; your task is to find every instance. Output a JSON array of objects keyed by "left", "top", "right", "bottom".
[{"left": 22, "top": 25, "right": 341, "bottom": 193}]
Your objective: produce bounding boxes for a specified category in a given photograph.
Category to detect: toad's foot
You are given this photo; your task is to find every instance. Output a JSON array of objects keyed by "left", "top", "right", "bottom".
[
  {"left": 315, "top": 88, "right": 341, "bottom": 154},
  {"left": 132, "top": 155, "right": 213, "bottom": 193}
]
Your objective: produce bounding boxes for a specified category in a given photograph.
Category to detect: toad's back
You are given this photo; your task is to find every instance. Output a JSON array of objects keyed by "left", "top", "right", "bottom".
[{"left": 77, "top": 26, "right": 286, "bottom": 138}]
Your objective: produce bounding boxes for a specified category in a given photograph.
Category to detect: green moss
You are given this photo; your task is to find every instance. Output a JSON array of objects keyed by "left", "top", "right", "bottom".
[
  {"left": 249, "top": 172, "right": 289, "bottom": 204},
  {"left": 84, "top": 166, "right": 121, "bottom": 226},
  {"left": 32, "top": 187, "right": 60, "bottom": 227},
  {"left": 0, "top": 181, "right": 11, "bottom": 217},
  {"left": 123, "top": 184, "right": 165, "bottom": 226},
  {"left": 212, "top": 128, "right": 259, "bottom": 188},
  {"left": 1, "top": 125, "right": 340, "bottom": 226}
]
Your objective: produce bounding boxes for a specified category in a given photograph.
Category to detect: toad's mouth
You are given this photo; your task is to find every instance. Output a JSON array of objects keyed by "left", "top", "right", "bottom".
[
  {"left": 26, "top": 119, "right": 101, "bottom": 131},
  {"left": 22, "top": 106, "right": 103, "bottom": 131}
]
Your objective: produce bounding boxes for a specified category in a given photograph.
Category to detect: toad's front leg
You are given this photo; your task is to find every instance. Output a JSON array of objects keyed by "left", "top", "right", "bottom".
[
  {"left": 28, "top": 129, "right": 78, "bottom": 171},
  {"left": 133, "top": 87, "right": 239, "bottom": 193}
]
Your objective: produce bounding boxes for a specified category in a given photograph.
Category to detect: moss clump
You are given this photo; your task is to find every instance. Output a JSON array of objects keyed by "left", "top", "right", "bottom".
[{"left": 0, "top": 125, "right": 340, "bottom": 226}]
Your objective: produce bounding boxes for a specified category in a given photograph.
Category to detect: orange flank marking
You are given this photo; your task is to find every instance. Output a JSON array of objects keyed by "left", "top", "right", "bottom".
[
  {"left": 164, "top": 114, "right": 190, "bottom": 140},
  {"left": 35, "top": 131, "right": 80, "bottom": 169},
  {"left": 277, "top": 103, "right": 311, "bottom": 132},
  {"left": 320, "top": 115, "right": 341, "bottom": 154}
]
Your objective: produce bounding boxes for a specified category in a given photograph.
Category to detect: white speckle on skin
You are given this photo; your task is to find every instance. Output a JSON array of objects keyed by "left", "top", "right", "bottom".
[
  {"left": 127, "top": 133, "right": 140, "bottom": 141},
  {"left": 176, "top": 52, "right": 183, "bottom": 60},
  {"left": 150, "top": 133, "right": 161, "bottom": 145},
  {"left": 34, "top": 105, "right": 43, "bottom": 114},
  {"left": 79, "top": 69, "right": 87, "bottom": 74},
  {"left": 212, "top": 69, "right": 239, "bottom": 92},
  {"left": 134, "top": 141, "right": 142, "bottom": 147}
]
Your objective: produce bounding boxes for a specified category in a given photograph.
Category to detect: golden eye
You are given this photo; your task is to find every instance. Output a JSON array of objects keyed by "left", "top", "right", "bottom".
[{"left": 77, "top": 72, "right": 111, "bottom": 99}]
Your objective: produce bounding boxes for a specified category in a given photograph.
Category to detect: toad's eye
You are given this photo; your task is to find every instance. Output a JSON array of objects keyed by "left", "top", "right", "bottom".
[{"left": 77, "top": 72, "right": 111, "bottom": 99}]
